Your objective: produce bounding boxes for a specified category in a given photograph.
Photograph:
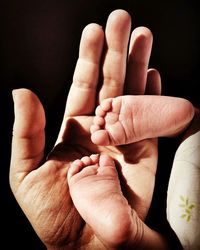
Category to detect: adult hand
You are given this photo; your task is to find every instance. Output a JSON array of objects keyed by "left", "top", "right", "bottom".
[{"left": 10, "top": 9, "right": 190, "bottom": 249}]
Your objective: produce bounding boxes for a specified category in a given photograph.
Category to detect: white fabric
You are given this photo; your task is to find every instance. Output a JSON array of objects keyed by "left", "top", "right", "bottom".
[{"left": 167, "top": 127, "right": 200, "bottom": 250}]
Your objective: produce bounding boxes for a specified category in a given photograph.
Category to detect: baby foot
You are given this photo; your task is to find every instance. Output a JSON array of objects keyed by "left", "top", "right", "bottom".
[
  {"left": 91, "top": 95, "right": 194, "bottom": 146},
  {"left": 90, "top": 97, "right": 127, "bottom": 145},
  {"left": 68, "top": 154, "right": 134, "bottom": 248}
]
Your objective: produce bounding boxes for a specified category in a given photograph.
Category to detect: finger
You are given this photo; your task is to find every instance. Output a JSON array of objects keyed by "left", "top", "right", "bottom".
[
  {"left": 10, "top": 89, "right": 45, "bottom": 191},
  {"left": 125, "top": 27, "right": 153, "bottom": 95},
  {"left": 66, "top": 23, "right": 104, "bottom": 116},
  {"left": 145, "top": 68, "right": 162, "bottom": 95},
  {"left": 98, "top": 9, "right": 131, "bottom": 102}
]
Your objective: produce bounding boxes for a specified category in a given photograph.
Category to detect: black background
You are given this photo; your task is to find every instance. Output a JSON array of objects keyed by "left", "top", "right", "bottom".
[{"left": 0, "top": 1, "right": 199, "bottom": 249}]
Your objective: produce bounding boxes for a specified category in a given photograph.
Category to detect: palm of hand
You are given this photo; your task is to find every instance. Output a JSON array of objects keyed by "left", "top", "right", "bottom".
[
  {"left": 62, "top": 115, "right": 157, "bottom": 221},
  {"left": 16, "top": 114, "right": 157, "bottom": 248},
  {"left": 10, "top": 10, "right": 160, "bottom": 249}
]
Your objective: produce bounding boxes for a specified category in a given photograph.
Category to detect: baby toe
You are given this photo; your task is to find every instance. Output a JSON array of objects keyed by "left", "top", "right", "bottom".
[
  {"left": 91, "top": 130, "right": 110, "bottom": 146},
  {"left": 90, "top": 124, "right": 100, "bottom": 133},
  {"left": 93, "top": 116, "right": 105, "bottom": 126},
  {"left": 68, "top": 159, "right": 82, "bottom": 179},
  {"left": 100, "top": 98, "right": 112, "bottom": 112},
  {"left": 95, "top": 105, "right": 106, "bottom": 117},
  {"left": 81, "top": 156, "right": 92, "bottom": 166}
]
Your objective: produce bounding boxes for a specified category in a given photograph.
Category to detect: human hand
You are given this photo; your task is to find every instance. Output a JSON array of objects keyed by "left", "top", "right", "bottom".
[{"left": 9, "top": 9, "right": 191, "bottom": 250}]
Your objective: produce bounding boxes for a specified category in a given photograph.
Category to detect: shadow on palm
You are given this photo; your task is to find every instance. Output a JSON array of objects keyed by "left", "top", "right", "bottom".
[{"left": 50, "top": 114, "right": 158, "bottom": 223}]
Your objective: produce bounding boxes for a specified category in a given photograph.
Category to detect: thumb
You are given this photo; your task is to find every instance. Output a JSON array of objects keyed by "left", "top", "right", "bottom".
[{"left": 10, "top": 88, "right": 46, "bottom": 192}]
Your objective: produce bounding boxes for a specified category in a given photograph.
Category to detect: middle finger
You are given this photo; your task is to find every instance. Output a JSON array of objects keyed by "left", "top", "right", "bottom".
[{"left": 98, "top": 9, "right": 131, "bottom": 102}]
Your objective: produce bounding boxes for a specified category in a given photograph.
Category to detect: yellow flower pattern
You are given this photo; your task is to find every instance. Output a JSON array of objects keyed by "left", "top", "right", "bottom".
[{"left": 179, "top": 195, "right": 195, "bottom": 222}]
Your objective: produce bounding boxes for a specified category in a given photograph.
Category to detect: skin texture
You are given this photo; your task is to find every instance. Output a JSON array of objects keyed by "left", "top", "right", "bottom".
[
  {"left": 9, "top": 9, "right": 194, "bottom": 249},
  {"left": 91, "top": 95, "right": 194, "bottom": 146},
  {"left": 68, "top": 96, "right": 194, "bottom": 249},
  {"left": 68, "top": 154, "right": 136, "bottom": 249}
]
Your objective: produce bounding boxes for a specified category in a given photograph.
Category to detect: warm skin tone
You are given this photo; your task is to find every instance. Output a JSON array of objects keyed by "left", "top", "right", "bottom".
[
  {"left": 9, "top": 9, "right": 195, "bottom": 249},
  {"left": 68, "top": 154, "right": 135, "bottom": 249},
  {"left": 91, "top": 95, "right": 194, "bottom": 146},
  {"left": 68, "top": 99, "right": 194, "bottom": 249}
]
